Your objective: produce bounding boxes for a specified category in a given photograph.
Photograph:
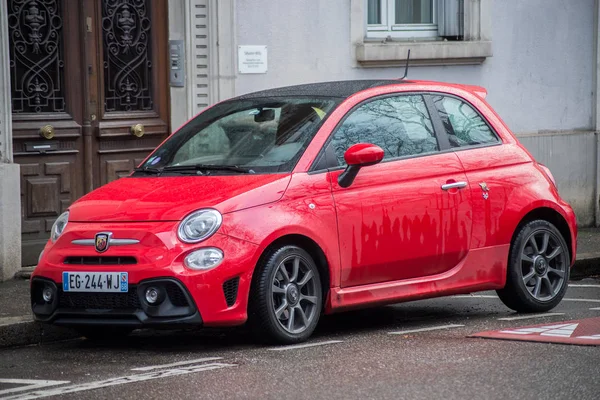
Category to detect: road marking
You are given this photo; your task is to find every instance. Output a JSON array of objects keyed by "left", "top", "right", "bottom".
[
  {"left": 388, "top": 324, "right": 464, "bottom": 335},
  {"left": 1, "top": 363, "right": 236, "bottom": 400},
  {"left": 500, "top": 323, "right": 579, "bottom": 338},
  {"left": 569, "top": 284, "right": 600, "bottom": 288},
  {"left": 268, "top": 340, "right": 343, "bottom": 351},
  {"left": 576, "top": 334, "right": 600, "bottom": 340},
  {"left": 131, "top": 357, "right": 223, "bottom": 371},
  {"left": 497, "top": 312, "right": 565, "bottom": 321},
  {"left": 454, "top": 294, "right": 600, "bottom": 303},
  {"left": 0, "top": 380, "right": 70, "bottom": 396}
]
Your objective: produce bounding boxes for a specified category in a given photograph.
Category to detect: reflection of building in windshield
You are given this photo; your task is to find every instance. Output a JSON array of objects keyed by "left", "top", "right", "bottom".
[{"left": 170, "top": 99, "right": 334, "bottom": 169}]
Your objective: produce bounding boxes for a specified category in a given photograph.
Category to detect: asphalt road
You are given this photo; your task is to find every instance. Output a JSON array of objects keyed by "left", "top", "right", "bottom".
[{"left": 1, "top": 281, "right": 599, "bottom": 400}]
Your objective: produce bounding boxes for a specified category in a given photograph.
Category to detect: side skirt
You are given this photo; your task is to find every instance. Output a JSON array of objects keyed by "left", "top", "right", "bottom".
[{"left": 326, "top": 245, "right": 509, "bottom": 313}]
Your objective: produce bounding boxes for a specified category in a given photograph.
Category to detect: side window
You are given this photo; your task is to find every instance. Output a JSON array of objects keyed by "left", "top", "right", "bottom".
[
  {"left": 431, "top": 95, "right": 499, "bottom": 148},
  {"left": 331, "top": 95, "right": 438, "bottom": 166}
]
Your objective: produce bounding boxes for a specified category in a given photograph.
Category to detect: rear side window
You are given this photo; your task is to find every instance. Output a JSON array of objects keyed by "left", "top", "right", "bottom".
[
  {"left": 431, "top": 95, "right": 499, "bottom": 148},
  {"left": 330, "top": 94, "right": 438, "bottom": 166}
]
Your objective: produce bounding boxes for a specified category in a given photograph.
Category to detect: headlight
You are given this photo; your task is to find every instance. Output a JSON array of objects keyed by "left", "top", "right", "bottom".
[
  {"left": 51, "top": 211, "right": 69, "bottom": 242},
  {"left": 184, "top": 248, "right": 224, "bottom": 270},
  {"left": 177, "top": 209, "right": 222, "bottom": 243}
]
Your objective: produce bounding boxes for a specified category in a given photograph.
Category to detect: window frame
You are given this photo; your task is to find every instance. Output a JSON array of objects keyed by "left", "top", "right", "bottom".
[
  {"left": 367, "top": 0, "right": 438, "bottom": 39},
  {"left": 351, "top": 0, "right": 492, "bottom": 67},
  {"left": 309, "top": 91, "right": 503, "bottom": 173}
]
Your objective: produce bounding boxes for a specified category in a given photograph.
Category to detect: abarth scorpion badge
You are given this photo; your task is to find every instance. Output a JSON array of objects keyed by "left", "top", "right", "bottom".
[
  {"left": 95, "top": 232, "right": 111, "bottom": 253},
  {"left": 479, "top": 182, "right": 490, "bottom": 200}
]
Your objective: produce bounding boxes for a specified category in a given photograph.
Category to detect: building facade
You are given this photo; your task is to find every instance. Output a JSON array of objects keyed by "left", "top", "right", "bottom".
[{"left": 0, "top": 0, "right": 599, "bottom": 279}]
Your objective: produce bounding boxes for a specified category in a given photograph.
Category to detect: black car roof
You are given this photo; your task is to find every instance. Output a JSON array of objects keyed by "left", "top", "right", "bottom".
[{"left": 233, "top": 79, "right": 407, "bottom": 100}]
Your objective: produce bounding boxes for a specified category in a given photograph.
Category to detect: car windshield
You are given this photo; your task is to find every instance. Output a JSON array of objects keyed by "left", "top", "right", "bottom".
[{"left": 135, "top": 96, "right": 340, "bottom": 175}]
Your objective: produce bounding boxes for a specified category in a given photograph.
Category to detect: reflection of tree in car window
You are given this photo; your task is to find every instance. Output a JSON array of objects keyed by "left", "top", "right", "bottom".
[
  {"left": 432, "top": 95, "right": 498, "bottom": 147},
  {"left": 331, "top": 95, "right": 438, "bottom": 166}
]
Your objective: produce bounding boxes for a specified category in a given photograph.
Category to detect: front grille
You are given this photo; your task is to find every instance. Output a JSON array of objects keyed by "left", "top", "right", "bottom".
[
  {"left": 58, "top": 287, "right": 141, "bottom": 310},
  {"left": 223, "top": 277, "right": 239, "bottom": 307},
  {"left": 165, "top": 282, "right": 190, "bottom": 307},
  {"left": 64, "top": 256, "right": 137, "bottom": 265}
]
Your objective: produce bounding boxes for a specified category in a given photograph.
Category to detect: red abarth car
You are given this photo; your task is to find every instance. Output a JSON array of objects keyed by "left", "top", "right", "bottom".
[{"left": 32, "top": 80, "right": 577, "bottom": 344}]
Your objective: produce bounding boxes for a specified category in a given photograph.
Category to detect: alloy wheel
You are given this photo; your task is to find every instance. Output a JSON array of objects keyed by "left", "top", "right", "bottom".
[
  {"left": 520, "top": 228, "right": 567, "bottom": 301},
  {"left": 271, "top": 255, "right": 319, "bottom": 334}
]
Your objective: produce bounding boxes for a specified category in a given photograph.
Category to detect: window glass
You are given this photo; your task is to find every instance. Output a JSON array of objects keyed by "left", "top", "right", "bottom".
[
  {"left": 367, "top": 0, "right": 382, "bottom": 24},
  {"left": 331, "top": 95, "right": 438, "bottom": 166},
  {"left": 395, "top": 0, "right": 433, "bottom": 24},
  {"left": 137, "top": 97, "right": 339, "bottom": 175},
  {"left": 431, "top": 95, "right": 499, "bottom": 148}
]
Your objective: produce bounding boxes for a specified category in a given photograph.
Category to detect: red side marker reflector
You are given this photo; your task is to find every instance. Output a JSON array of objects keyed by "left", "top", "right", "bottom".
[{"left": 470, "top": 317, "right": 600, "bottom": 346}]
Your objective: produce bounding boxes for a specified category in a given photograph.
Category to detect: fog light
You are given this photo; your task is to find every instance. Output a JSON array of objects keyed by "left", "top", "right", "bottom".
[
  {"left": 184, "top": 248, "right": 223, "bottom": 270},
  {"left": 145, "top": 287, "right": 160, "bottom": 304},
  {"left": 42, "top": 286, "right": 54, "bottom": 303}
]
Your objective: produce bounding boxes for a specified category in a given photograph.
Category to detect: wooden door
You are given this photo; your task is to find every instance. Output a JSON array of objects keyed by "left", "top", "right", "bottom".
[
  {"left": 88, "top": 0, "right": 169, "bottom": 188},
  {"left": 9, "top": 0, "right": 86, "bottom": 266},
  {"left": 9, "top": 0, "right": 170, "bottom": 266}
]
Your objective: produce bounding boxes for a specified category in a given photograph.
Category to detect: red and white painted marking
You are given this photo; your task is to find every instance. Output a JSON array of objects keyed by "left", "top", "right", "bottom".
[{"left": 471, "top": 316, "right": 600, "bottom": 346}]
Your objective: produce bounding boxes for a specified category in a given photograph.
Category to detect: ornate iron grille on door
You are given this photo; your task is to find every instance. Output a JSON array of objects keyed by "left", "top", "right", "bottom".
[
  {"left": 101, "top": 0, "right": 153, "bottom": 112},
  {"left": 7, "top": 0, "right": 66, "bottom": 113}
]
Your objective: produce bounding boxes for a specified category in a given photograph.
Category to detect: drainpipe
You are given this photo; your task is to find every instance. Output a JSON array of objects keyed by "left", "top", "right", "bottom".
[{"left": 595, "top": 0, "right": 600, "bottom": 226}]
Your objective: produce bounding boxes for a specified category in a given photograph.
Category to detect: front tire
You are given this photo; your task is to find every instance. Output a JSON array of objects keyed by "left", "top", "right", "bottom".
[
  {"left": 249, "top": 245, "right": 323, "bottom": 344},
  {"left": 497, "top": 220, "right": 570, "bottom": 312}
]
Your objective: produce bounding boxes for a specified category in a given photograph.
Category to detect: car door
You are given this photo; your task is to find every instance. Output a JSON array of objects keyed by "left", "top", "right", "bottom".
[
  {"left": 326, "top": 94, "right": 473, "bottom": 288},
  {"left": 429, "top": 94, "right": 507, "bottom": 249}
]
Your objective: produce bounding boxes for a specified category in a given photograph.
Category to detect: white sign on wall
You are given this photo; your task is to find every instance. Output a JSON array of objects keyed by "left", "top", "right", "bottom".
[{"left": 238, "top": 45, "right": 268, "bottom": 74}]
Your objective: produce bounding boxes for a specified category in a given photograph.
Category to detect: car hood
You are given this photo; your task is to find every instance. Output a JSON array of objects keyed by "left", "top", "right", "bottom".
[{"left": 68, "top": 174, "right": 292, "bottom": 222}]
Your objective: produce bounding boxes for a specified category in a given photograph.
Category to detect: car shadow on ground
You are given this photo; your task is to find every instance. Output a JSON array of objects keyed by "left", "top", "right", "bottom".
[{"left": 59, "top": 300, "right": 501, "bottom": 353}]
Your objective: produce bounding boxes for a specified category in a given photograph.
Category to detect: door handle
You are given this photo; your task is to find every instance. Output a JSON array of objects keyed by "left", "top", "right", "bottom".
[
  {"left": 39, "top": 125, "right": 55, "bottom": 140},
  {"left": 131, "top": 123, "right": 145, "bottom": 138},
  {"left": 441, "top": 181, "right": 468, "bottom": 191}
]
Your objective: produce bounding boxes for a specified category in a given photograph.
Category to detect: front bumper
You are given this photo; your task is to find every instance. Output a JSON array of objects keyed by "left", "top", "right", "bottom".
[
  {"left": 32, "top": 221, "right": 260, "bottom": 328},
  {"left": 31, "top": 277, "right": 203, "bottom": 328}
]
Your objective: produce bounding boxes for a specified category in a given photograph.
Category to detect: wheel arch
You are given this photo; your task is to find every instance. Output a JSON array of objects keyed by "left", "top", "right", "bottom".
[
  {"left": 251, "top": 234, "right": 332, "bottom": 302},
  {"left": 512, "top": 207, "right": 574, "bottom": 265}
]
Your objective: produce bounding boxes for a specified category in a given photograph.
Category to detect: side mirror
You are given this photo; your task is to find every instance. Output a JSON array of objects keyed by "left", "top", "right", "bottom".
[{"left": 338, "top": 143, "right": 384, "bottom": 188}]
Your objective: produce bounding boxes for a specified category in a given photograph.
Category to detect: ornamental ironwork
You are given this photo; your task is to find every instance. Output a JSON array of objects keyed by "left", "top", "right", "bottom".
[
  {"left": 8, "top": 0, "right": 66, "bottom": 113},
  {"left": 102, "top": 0, "right": 153, "bottom": 112}
]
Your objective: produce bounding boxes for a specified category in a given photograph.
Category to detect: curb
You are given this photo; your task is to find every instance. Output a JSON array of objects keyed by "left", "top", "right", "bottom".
[
  {"left": 0, "top": 318, "right": 80, "bottom": 349},
  {"left": 1, "top": 256, "right": 599, "bottom": 349},
  {"left": 571, "top": 253, "right": 600, "bottom": 280}
]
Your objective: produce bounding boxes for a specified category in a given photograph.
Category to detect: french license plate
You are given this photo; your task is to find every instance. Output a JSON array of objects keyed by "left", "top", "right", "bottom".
[{"left": 62, "top": 272, "right": 128, "bottom": 293}]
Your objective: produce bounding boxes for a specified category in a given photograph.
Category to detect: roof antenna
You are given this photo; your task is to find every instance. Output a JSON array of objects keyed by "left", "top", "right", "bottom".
[{"left": 400, "top": 49, "right": 411, "bottom": 80}]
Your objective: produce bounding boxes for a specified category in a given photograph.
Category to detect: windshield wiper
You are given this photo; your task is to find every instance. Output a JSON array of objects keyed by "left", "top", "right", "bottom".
[
  {"left": 132, "top": 167, "right": 162, "bottom": 175},
  {"left": 162, "top": 164, "right": 254, "bottom": 174}
]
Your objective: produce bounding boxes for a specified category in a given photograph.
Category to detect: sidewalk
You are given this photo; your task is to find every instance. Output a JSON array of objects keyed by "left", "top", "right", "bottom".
[
  {"left": 570, "top": 228, "right": 600, "bottom": 279},
  {"left": 1, "top": 229, "right": 599, "bottom": 348}
]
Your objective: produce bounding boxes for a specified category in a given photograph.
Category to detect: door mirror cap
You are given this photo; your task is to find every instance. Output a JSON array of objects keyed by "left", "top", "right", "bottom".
[
  {"left": 344, "top": 143, "right": 384, "bottom": 167},
  {"left": 338, "top": 143, "right": 384, "bottom": 188}
]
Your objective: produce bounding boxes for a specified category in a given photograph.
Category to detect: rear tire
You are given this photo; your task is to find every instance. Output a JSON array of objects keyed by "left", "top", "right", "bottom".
[
  {"left": 249, "top": 245, "right": 323, "bottom": 344},
  {"left": 497, "top": 220, "right": 570, "bottom": 312}
]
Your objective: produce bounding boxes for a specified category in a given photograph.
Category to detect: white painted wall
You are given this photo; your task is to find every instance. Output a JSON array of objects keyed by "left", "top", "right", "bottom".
[{"left": 234, "top": 0, "right": 595, "bottom": 134}]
